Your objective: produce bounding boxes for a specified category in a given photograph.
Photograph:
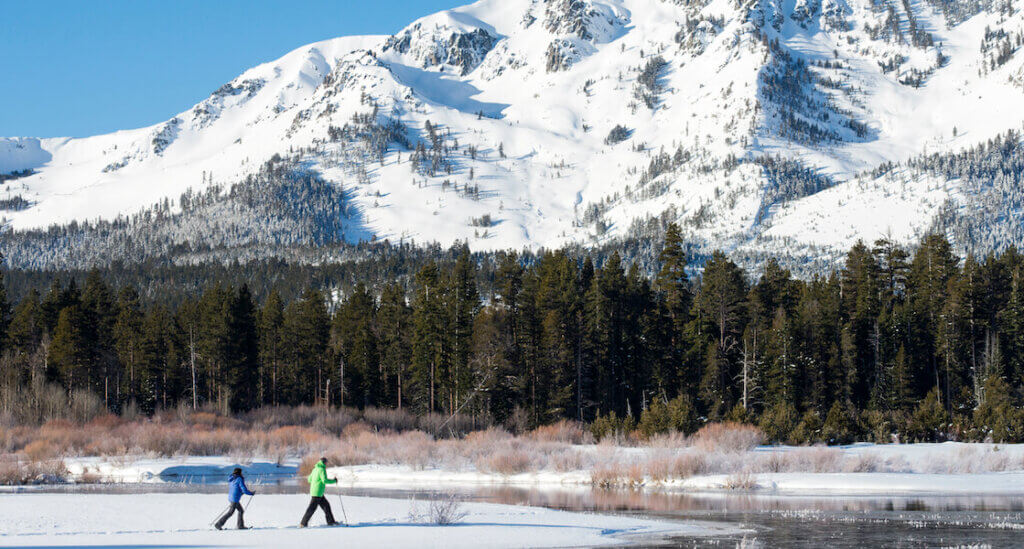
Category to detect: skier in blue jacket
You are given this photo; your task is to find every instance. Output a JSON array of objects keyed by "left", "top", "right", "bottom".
[{"left": 215, "top": 467, "right": 255, "bottom": 530}]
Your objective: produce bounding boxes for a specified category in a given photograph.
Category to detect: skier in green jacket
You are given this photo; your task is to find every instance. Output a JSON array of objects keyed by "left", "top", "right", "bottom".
[{"left": 299, "top": 457, "right": 339, "bottom": 527}]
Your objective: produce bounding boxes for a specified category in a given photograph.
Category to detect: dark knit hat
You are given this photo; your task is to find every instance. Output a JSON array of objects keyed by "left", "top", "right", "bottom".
[{"left": 233, "top": 467, "right": 242, "bottom": 475}]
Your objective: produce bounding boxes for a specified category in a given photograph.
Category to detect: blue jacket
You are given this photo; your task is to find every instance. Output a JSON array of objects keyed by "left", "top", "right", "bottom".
[{"left": 227, "top": 473, "right": 254, "bottom": 503}]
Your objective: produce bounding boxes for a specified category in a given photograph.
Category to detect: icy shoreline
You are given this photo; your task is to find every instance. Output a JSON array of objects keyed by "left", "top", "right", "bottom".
[{"left": 51, "top": 441, "right": 1024, "bottom": 497}]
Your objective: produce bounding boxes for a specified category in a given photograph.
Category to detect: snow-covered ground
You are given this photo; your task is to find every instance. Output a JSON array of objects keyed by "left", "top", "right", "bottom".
[
  {"left": 0, "top": 493, "right": 740, "bottom": 548},
  {"left": 57, "top": 442, "right": 1024, "bottom": 496},
  {"left": 13, "top": 442, "right": 1024, "bottom": 547},
  {"left": 64, "top": 456, "right": 298, "bottom": 484}
]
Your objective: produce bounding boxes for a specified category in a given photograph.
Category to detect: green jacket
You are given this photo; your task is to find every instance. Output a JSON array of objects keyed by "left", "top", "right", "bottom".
[{"left": 307, "top": 461, "right": 337, "bottom": 497}]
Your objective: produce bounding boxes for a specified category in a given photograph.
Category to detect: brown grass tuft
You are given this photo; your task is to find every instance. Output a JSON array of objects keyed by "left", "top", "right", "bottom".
[
  {"left": 690, "top": 423, "right": 765, "bottom": 453},
  {"left": 529, "top": 420, "right": 591, "bottom": 444},
  {"left": 476, "top": 449, "right": 532, "bottom": 475}
]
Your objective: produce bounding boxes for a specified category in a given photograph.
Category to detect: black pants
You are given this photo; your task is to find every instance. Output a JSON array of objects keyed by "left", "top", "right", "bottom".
[
  {"left": 300, "top": 496, "right": 336, "bottom": 526},
  {"left": 216, "top": 501, "right": 245, "bottom": 529}
]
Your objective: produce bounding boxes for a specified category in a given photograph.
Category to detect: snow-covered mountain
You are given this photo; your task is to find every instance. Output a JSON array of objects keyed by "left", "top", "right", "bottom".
[{"left": 3, "top": 0, "right": 1024, "bottom": 270}]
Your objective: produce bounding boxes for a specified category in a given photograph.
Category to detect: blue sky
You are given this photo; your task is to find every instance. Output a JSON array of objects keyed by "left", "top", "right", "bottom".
[{"left": 0, "top": 1, "right": 456, "bottom": 138}]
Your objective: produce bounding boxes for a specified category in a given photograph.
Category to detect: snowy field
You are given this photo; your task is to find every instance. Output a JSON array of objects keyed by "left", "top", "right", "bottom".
[
  {"left": 0, "top": 493, "right": 740, "bottom": 548},
  {"left": 9, "top": 443, "right": 1024, "bottom": 547},
  {"left": 57, "top": 442, "right": 1024, "bottom": 497}
]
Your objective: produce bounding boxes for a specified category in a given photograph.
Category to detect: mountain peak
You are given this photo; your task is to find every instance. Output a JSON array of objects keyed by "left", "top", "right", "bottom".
[{"left": 3, "top": 0, "right": 1024, "bottom": 272}]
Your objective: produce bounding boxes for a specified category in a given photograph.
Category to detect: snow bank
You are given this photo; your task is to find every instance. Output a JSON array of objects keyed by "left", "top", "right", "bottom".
[
  {"left": 0, "top": 493, "right": 740, "bottom": 548},
  {"left": 64, "top": 456, "right": 297, "bottom": 483},
  {"left": 57, "top": 442, "right": 1024, "bottom": 497}
]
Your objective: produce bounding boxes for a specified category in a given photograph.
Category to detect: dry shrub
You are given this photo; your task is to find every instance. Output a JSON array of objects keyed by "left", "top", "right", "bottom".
[
  {"left": 185, "top": 412, "right": 243, "bottom": 430},
  {"left": 477, "top": 448, "right": 532, "bottom": 475},
  {"left": 0, "top": 457, "right": 26, "bottom": 484},
  {"left": 464, "top": 427, "right": 513, "bottom": 445},
  {"left": 460, "top": 427, "right": 515, "bottom": 464},
  {"left": 0, "top": 455, "right": 67, "bottom": 485},
  {"left": 549, "top": 448, "right": 587, "bottom": 472},
  {"left": 0, "top": 427, "right": 13, "bottom": 453},
  {"left": 313, "top": 409, "right": 356, "bottom": 435},
  {"left": 23, "top": 439, "right": 61, "bottom": 461},
  {"left": 645, "top": 457, "right": 671, "bottom": 482},
  {"left": 267, "top": 444, "right": 289, "bottom": 466},
  {"left": 325, "top": 444, "right": 371, "bottom": 466},
  {"left": 77, "top": 466, "right": 103, "bottom": 484},
  {"left": 39, "top": 419, "right": 75, "bottom": 437},
  {"left": 419, "top": 413, "right": 487, "bottom": 438},
  {"left": 186, "top": 428, "right": 248, "bottom": 455},
  {"left": 626, "top": 462, "right": 646, "bottom": 485},
  {"left": 376, "top": 431, "right": 435, "bottom": 468},
  {"left": 68, "top": 390, "right": 105, "bottom": 423},
  {"left": 924, "top": 446, "right": 979, "bottom": 474},
  {"left": 362, "top": 407, "right": 417, "bottom": 432},
  {"left": 298, "top": 455, "right": 320, "bottom": 478},
  {"left": 82, "top": 434, "right": 127, "bottom": 456},
  {"left": 645, "top": 431, "right": 688, "bottom": 448},
  {"left": 883, "top": 454, "right": 911, "bottom": 473},
  {"left": 797, "top": 447, "right": 842, "bottom": 473},
  {"left": 724, "top": 471, "right": 758, "bottom": 490},
  {"left": 429, "top": 494, "right": 468, "bottom": 525},
  {"left": 86, "top": 414, "right": 125, "bottom": 430},
  {"left": 138, "top": 423, "right": 198, "bottom": 456},
  {"left": 982, "top": 448, "right": 1012, "bottom": 472},
  {"left": 35, "top": 421, "right": 92, "bottom": 454},
  {"left": 690, "top": 423, "right": 764, "bottom": 453},
  {"left": 591, "top": 463, "right": 629, "bottom": 488},
  {"left": 342, "top": 421, "right": 372, "bottom": 440},
  {"left": 669, "top": 452, "right": 707, "bottom": 478},
  {"left": 268, "top": 426, "right": 321, "bottom": 449},
  {"left": 843, "top": 452, "right": 881, "bottom": 473},
  {"left": 529, "top": 420, "right": 591, "bottom": 444},
  {"left": 757, "top": 451, "right": 789, "bottom": 473}
]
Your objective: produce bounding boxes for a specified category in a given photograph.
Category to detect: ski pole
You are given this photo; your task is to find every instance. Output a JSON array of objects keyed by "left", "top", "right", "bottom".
[
  {"left": 209, "top": 503, "right": 231, "bottom": 526},
  {"left": 336, "top": 489, "right": 349, "bottom": 526},
  {"left": 242, "top": 478, "right": 260, "bottom": 513}
]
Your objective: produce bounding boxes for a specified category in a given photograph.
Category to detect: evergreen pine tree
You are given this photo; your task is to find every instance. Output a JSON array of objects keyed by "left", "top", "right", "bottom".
[
  {"left": 113, "top": 287, "right": 145, "bottom": 407},
  {"left": 378, "top": 282, "right": 411, "bottom": 409},
  {"left": 695, "top": 251, "right": 746, "bottom": 417},
  {"left": 448, "top": 246, "right": 480, "bottom": 413},
  {"left": 281, "top": 289, "right": 330, "bottom": 406},
  {"left": 7, "top": 289, "right": 42, "bottom": 356},
  {"left": 411, "top": 262, "right": 447, "bottom": 413},
  {"left": 226, "top": 284, "right": 259, "bottom": 411},
  {"left": 49, "top": 305, "right": 89, "bottom": 390},
  {"left": 258, "top": 290, "right": 285, "bottom": 405},
  {"left": 82, "top": 271, "right": 117, "bottom": 400},
  {"left": 333, "top": 282, "right": 379, "bottom": 407}
]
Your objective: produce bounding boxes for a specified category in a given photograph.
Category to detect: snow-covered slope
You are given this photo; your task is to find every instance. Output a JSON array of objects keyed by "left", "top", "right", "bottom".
[{"left": 4, "top": 0, "right": 1024, "bottom": 268}]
